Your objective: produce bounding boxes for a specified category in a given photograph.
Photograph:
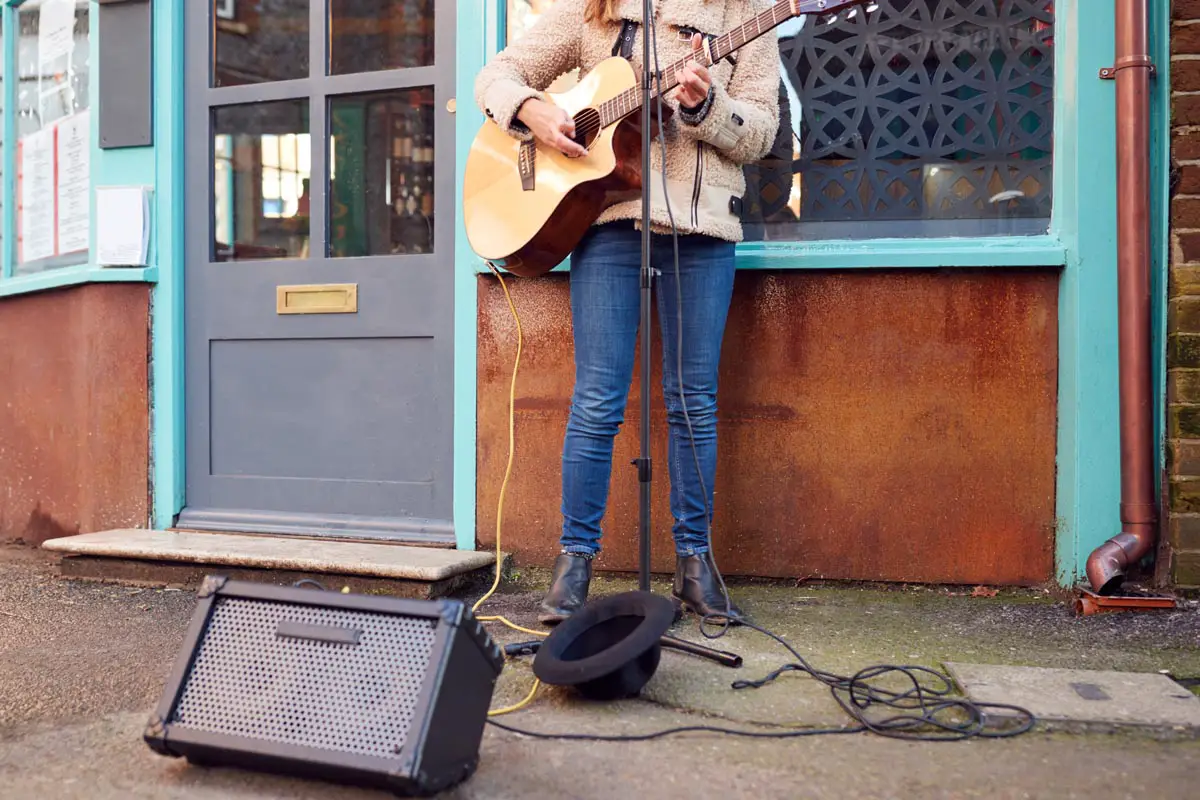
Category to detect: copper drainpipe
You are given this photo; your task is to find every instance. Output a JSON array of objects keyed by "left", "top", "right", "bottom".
[{"left": 1085, "top": 0, "right": 1157, "bottom": 595}]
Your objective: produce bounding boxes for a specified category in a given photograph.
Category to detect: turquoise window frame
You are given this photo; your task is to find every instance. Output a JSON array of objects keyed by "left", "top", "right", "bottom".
[
  {"left": 456, "top": 0, "right": 1159, "bottom": 583},
  {"left": 0, "top": 0, "right": 157, "bottom": 295},
  {"left": 468, "top": 1, "right": 1069, "bottom": 274}
]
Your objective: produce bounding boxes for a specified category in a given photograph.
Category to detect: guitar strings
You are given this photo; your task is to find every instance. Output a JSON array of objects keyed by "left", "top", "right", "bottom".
[
  {"left": 569, "top": 51, "right": 705, "bottom": 144},
  {"left": 570, "top": 0, "right": 794, "bottom": 141}
]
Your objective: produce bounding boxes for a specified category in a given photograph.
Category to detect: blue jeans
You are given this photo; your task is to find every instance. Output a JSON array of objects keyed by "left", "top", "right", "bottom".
[{"left": 561, "top": 221, "right": 736, "bottom": 557}]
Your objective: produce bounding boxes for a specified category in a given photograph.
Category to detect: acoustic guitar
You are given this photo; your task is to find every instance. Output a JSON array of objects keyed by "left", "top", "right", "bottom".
[{"left": 463, "top": 0, "right": 870, "bottom": 277}]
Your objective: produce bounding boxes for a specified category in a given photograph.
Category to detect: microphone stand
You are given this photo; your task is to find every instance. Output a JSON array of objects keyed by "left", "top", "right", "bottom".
[
  {"left": 635, "top": 0, "right": 655, "bottom": 594},
  {"left": 631, "top": 1, "right": 741, "bottom": 671}
]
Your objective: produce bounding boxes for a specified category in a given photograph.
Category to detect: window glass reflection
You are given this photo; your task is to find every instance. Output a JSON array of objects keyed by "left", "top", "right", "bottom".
[
  {"left": 15, "top": 0, "right": 90, "bottom": 275},
  {"left": 330, "top": 88, "right": 435, "bottom": 257},
  {"left": 330, "top": 0, "right": 435, "bottom": 74},
  {"left": 505, "top": 0, "right": 1055, "bottom": 241},
  {"left": 213, "top": 100, "right": 312, "bottom": 261},
  {"left": 213, "top": 0, "right": 309, "bottom": 87}
]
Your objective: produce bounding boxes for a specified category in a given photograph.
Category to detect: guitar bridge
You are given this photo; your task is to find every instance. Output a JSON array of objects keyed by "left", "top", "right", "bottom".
[{"left": 518, "top": 140, "right": 536, "bottom": 191}]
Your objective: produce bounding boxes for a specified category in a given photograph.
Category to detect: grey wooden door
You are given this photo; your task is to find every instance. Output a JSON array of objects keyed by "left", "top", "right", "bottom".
[{"left": 180, "top": 0, "right": 455, "bottom": 543}]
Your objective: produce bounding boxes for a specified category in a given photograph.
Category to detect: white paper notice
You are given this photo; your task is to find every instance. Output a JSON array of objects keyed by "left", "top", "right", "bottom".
[
  {"left": 20, "top": 129, "right": 56, "bottom": 264},
  {"left": 38, "top": 0, "right": 76, "bottom": 66},
  {"left": 96, "top": 186, "right": 150, "bottom": 267},
  {"left": 56, "top": 111, "right": 90, "bottom": 254}
]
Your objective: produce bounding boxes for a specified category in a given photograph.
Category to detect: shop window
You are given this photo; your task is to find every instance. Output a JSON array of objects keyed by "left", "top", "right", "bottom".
[
  {"left": 504, "top": 0, "right": 1054, "bottom": 241},
  {"left": 13, "top": 0, "right": 90, "bottom": 276},
  {"left": 0, "top": 13, "right": 5, "bottom": 265}
]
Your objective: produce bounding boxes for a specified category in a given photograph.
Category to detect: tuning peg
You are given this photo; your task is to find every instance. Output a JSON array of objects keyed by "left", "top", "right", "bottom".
[
  {"left": 866, "top": 2, "right": 880, "bottom": 11},
  {"left": 847, "top": 8, "right": 856, "bottom": 19},
  {"left": 819, "top": 13, "right": 837, "bottom": 25}
]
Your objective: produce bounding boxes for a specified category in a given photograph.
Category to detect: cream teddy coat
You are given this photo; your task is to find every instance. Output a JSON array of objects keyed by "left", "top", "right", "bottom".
[{"left": 474, "top": 0, "right": 782, "bottom": 242}]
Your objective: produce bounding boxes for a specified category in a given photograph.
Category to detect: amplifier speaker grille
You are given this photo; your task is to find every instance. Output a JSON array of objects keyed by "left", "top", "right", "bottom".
[
  {"left": 145, "top": 577, "right": 504, "bottom": 796},
  {"left": 173, "top": 597, "right": 438, "bottom": 757}
]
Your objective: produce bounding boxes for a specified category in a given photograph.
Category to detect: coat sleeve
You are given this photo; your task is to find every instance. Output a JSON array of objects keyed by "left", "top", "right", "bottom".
[
  {"left": 473, "top": 0, "right": 586, "bottom": 141},
  {"left": 675, "top": 10, "right": 781, "bottom": 164}
]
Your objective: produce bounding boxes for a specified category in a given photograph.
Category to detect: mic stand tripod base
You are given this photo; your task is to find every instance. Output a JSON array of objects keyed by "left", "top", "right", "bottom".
[
  {"left": 503, "top": 635, "right": 743, "bottom": 669},
  {"left": 659, "top": 634, "right": 743, "bottom": 668}
]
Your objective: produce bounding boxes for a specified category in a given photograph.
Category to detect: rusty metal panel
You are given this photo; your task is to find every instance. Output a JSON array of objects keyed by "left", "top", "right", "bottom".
[
  {"left": 0, "top": 284, "right": 150, "bottom": 545},
  {"left": 476, "top": 269, "right": 1059, "bottom": 586}
]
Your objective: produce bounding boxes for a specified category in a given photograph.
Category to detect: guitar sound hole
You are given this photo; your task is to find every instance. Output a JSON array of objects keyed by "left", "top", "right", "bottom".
[{"left": 572, "top": 108, "right": 602, "bottom": 150}]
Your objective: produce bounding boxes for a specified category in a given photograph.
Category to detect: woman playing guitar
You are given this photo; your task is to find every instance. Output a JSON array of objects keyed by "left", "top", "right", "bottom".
[{"left": 475, "top": 0, "right": 782, "bottom": 625}]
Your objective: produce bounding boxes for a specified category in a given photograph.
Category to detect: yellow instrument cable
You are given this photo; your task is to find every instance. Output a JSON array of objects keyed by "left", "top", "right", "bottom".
[{"left": 475, "top": 262, "right": 548, "bottom": 716}]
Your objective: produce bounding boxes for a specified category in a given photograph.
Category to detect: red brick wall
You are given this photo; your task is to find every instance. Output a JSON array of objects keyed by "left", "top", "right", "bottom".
[
  {"left": 0, "top": 284, "right": 150, "bottom": 545},
  {"left": 1170, "top": 1, "right": 1200, "bottom": 587}
]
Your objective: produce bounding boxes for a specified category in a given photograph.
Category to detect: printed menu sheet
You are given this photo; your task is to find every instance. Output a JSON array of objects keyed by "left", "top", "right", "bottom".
[
  {"left": 56, "top": 111, "right": 90, "bottom": 254},
  {"left": 19, "top": 128, "right": 56, "bottom": 264},
  {"left": 18, "top": 110, "right": 91, "bottom": 263}
]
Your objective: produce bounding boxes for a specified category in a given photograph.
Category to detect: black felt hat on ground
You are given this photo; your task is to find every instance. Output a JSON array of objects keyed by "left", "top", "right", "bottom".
[{"left": 532, "top": 591, "right": 676, "bottom": 701}]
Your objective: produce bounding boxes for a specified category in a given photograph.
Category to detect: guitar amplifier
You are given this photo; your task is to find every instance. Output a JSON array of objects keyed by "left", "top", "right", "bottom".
[{"left": 144, "top": 576, "right": 504, "bottom": 796}]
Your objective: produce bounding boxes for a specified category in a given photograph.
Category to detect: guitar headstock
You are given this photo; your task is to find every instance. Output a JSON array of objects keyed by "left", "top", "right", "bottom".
[{"left": 790, "top": 0, "right": 879, "bottom": 25}]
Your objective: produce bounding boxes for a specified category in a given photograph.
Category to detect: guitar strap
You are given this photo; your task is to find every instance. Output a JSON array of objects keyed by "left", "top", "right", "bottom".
[
  {"left": 612, "top": 20, "right": 736, "bottom": 66},
  {"left": 612, "top": 19, "right": 639, "bottom": 59}
]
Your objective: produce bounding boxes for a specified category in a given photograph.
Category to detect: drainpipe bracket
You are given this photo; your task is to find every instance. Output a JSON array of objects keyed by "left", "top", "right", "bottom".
[
  {"left": 1120, "top": 502, "right": 1158, "bottom": 525},
  {"left": 1099, "top": 56, "right": 1156, "bottom": 80}
]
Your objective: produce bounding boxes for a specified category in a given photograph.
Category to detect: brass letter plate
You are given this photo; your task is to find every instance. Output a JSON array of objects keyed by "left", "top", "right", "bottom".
[{"left": 276, "top": 283, "right": 358, "bottom": 314}]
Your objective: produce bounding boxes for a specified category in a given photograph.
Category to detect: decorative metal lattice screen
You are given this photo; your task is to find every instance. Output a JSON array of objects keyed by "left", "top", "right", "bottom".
[{"left": 742, "top": 0, "right": 1054, "bottom": 240}]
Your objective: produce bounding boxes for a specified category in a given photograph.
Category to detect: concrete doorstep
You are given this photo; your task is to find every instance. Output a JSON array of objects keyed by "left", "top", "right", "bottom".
[{"left": 40, "top": 529, "right": 508, "bottom": 599}]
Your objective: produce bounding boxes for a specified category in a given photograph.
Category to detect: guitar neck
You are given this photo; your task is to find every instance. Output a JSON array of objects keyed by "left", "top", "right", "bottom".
[{"left": 598, "top": 0, "right": 797, "bottom": 126}]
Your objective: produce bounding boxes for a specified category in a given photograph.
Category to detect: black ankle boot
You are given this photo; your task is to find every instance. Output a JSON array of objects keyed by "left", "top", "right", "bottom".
[
  {"left": 538, "top": 553, "right": 593, "bottom": 625},
  {"left": 672, "top": 553, "right": 745, "bottom": 624}
]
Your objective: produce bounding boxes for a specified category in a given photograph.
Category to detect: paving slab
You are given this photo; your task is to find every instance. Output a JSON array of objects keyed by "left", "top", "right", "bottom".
[
  {"left": 945, "top": 663, "right": 1200, "bottom": 732},
  {"left": 41, "top": 529, "right": 500, "bottom": 582}
]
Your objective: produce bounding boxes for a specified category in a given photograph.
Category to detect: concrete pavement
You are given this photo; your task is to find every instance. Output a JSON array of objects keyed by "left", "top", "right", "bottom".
[{"left": 3, "top": 545, "right": 1199, "bottom": 799}]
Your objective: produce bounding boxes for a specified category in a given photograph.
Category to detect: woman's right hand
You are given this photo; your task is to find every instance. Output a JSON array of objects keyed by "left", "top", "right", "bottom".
[{"left": 517, "top": 98, "right": 587, "bottom": 158}]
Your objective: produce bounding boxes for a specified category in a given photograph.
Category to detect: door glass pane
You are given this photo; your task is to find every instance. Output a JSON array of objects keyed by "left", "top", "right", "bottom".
[
  {"left": 330, "top": 0, "right": 434, "bottom": 73},
  {"left": 213, "top": 0, "right": 309, "bottom": 87},
  {"left": 329, "top": 88, "right": 434, "bottom": 257},
  {"left": 213, "top": 100, "right": 312, "bottom": 261}
]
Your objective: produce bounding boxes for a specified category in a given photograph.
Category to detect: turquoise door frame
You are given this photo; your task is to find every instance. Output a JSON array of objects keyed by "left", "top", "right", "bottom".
[
  {"left": 451, "top": 0, "right": 1168, "bottom": 583},
  {"left": 151, "top": 0, "right": 187, "bottom": 531}
]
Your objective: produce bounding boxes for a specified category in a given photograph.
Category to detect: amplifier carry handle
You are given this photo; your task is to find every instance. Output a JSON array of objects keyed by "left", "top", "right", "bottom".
[{"left": 276, "top": 620, "right": 363, "bottom": 646}]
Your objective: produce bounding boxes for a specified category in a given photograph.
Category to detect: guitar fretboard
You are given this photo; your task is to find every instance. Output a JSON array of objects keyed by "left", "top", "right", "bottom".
[{"left": 597, "top": 0, "right": 796, "bottom": 126}]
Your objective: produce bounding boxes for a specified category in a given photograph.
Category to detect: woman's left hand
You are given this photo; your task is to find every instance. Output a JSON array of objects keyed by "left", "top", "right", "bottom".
[{"left": 674, "top": 33, "right": 712, "bottom": 109}]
